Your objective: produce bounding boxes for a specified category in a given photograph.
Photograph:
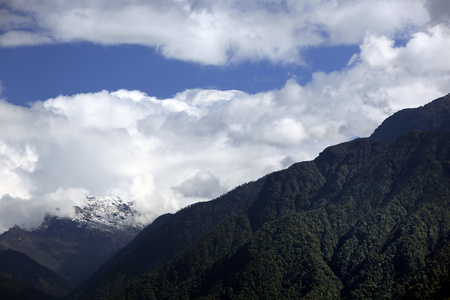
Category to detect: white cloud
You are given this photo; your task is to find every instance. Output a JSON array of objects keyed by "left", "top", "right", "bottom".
[
  {"left": 0, "top": 142, "right": 37, "bottom": 199},
  {"left": 0, "top": 187, "right": 87, "bottom": 231},
  {"left": 0, "top": 0, "right": 431, "bottom": 65},
  {"left": 0, "top": 31, "right": 52, "bottom": 47}
]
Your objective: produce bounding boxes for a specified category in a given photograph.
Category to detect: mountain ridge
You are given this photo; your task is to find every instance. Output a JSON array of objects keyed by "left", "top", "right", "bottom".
[
  {"left": 80, "top": 94, "right": 450, "bottom": 299},
  {"left": 111, "top": 130, "right": 450, "bottom": 299},
  {"left": 370, "top": 93, "right": 450, "bottom": 143}
]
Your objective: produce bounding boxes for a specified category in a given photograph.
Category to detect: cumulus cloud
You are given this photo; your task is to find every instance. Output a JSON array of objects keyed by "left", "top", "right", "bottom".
[
  {"left": 0, "top": 20, "right": 449, "bottom": 233},
  {"left": 0, "top": 0, "right": 431, "bottom": 65},
  {"left": 172, "top": 170, "right": 228, "bottom": 200}
]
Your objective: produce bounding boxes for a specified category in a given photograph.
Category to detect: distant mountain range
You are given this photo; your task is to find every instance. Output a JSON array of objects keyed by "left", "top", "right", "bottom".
[{"left": 1, "top": 94, "right": 449, "bottom": 299}]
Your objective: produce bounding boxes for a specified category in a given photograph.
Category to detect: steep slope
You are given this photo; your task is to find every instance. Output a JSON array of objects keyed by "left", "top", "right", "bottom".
[
  {"left": 66, "top": 212, "right": 174, "bottom": 300},
  {"left": 113, "top": 130, "right": 450, "bottom": 299},
  {"left": 370, "top": 93, "right": 450, "bottom": 143},
  {"left": 80, "top": 94, "right": 450, "bottom": 299},
  {"left": 0, "top": 197, "right": 143, "bottom": 287},
  {"left": 0, "top": 249, "right": 71, "bottom": 299},
  {"left": 76, "top": 176, "right": 267, "bottom": 299}
]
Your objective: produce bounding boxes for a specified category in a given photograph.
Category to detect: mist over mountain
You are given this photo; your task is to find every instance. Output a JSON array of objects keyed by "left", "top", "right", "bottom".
[{"left": 74, "top": 94, "right": 450, "bottom": 299}]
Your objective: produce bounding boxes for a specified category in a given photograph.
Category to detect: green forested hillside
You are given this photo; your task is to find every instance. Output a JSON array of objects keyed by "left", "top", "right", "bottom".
[
  {"left": 79, "top": 95, "right": 450, "bottom": 300},
  {"left": 110, "top": 131, "right": 450, "bottom": 299}
]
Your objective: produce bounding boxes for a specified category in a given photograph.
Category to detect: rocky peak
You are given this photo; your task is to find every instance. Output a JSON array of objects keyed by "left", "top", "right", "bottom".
[
  {"left": 73, "top": 196, "right": 144, "bottom": 231},
  {"left": 39, "top": 196, "right": 145, "bottom": 233}
]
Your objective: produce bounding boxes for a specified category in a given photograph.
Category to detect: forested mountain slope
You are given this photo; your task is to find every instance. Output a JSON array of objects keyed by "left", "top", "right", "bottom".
[
  {"left": 112, "top": 130, "right": 450, "bottom": 299},
  {"left": 81, "top": 94, "right": 450, "bottom": 299}
]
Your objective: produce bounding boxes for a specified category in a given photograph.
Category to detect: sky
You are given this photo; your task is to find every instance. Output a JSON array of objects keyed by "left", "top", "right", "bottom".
[{"left": 0, "top": 0, "right": 449, "bottom": 233}]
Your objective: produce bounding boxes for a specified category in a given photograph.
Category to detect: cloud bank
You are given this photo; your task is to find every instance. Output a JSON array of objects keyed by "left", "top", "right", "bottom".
[
  {"left": 0, "top": 22, "right": 449, "bottom": 232},
  {"left": 0, "top": 0, "right": 434, "bottom": 65}
]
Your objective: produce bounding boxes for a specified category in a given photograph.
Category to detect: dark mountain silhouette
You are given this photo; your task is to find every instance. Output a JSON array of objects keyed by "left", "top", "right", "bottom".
[
  {"left": 110, "top": 132, "right": 450, "bottom": 299},
  {"left": 77, "top": 94, "right": 450, "bottom": 299},
  {"left": 0, "top": 249, "right": 71, "bottom": 299}
]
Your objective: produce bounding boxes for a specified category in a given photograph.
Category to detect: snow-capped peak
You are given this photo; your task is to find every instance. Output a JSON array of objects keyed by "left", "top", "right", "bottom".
[{"left": 70, "top": 196, "right": 144, "bottom": 231}]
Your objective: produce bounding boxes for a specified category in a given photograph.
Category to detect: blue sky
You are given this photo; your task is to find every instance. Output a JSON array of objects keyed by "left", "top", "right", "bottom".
[
  {"left": 0, "top": 0, "right": 449, "bottom": 231},
  {"left": 0, "top": 43, "right": 358, "bottom": 104}
]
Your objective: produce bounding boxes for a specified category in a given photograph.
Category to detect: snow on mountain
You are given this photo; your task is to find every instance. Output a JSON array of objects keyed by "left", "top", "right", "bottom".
[
  {"left": 68, "top": 196, "right": 145, "bottom": 231},
  {"left": 3, "top": 196, "right": 146, "bottom": 286},
  {"left": 70, "top": 196, "right": 144, "bottom": 230}
]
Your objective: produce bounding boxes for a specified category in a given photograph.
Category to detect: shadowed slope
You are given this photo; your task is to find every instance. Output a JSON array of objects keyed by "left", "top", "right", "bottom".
[
  {"left": 0, "top": 249, "right": 71, "bottom": 299},
  {"left": 370, "top": 93, "right": 450, "bottom": 143},
  {"left": 113, "top": 131, "right": 450, "bottom": 299}
]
